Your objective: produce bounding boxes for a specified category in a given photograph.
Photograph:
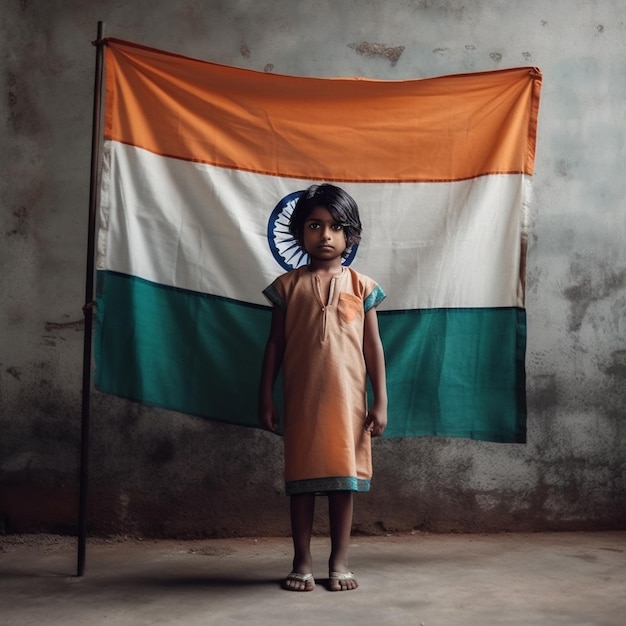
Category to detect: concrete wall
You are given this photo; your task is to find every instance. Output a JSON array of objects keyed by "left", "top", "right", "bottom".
[{"left": 1, "top": 0, "right": 625, "bottom": 537}]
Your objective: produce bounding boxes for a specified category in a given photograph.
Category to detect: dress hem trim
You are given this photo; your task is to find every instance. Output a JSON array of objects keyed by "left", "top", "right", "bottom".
[{"left": 285, "top": 476, "right": 371, "bottom": 495}]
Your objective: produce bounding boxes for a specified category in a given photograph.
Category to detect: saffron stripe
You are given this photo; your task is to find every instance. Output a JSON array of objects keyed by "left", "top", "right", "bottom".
[{"left": 104, "top": 38, "right": 541, "bottom": 182}]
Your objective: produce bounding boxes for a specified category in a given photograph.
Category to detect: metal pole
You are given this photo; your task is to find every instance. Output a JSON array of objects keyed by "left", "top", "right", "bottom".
[{"left": 77, "top": 20, "right": 105, "bottom": 577}]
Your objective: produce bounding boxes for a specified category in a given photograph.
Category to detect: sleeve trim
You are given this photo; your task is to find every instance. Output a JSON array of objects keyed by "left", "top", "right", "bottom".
[
  {"left": 364, "top": 285, "right": 386, "bottom": 312},
  {"left": 262, "top": 283, "right": 285, "bottom": 309}
]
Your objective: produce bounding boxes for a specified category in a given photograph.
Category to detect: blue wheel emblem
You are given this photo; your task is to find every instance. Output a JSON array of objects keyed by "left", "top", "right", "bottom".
[{"left": 267, "top": 190, "right": 358, "bottom": 271}]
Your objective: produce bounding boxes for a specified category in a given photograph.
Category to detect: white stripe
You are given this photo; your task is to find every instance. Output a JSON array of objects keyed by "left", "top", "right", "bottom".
[{"left": 98, "top": 141, "right": 527, "bottom": 310}]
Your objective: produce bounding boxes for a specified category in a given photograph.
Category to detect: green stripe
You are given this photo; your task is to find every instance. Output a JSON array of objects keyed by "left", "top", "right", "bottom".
[
  {"left": 377, "top": 308, "right": 526, "bottom": 442},
  {"left": 95, "top": 271, "right": 526, "bottom": 443},
  {"left": 95, "top": 271, "right": 273, "bottom": 428}
]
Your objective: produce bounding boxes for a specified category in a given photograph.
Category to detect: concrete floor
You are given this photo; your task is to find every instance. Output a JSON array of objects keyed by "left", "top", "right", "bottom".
[{"left": 0, "top": 532, "right": 624, "bottom": 625}]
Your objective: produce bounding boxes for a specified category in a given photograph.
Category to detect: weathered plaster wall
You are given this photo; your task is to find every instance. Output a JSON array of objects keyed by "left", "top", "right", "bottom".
[{"left": 1, "top": 0, "right": 625, "bottom": 537}]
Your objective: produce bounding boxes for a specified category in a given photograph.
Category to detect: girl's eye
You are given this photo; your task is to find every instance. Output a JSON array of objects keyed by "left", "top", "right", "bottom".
[{"left": 305, "top": 222, "right": 343, "bottom": 231}]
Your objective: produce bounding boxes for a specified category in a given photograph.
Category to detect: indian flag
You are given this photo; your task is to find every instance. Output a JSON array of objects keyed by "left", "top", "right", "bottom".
[{"left": 95, "top": 38, "right": 541, "bottom": 443}]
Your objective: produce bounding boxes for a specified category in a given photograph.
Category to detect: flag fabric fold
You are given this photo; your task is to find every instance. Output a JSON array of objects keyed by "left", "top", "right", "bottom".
[{"left": 95, "top": 38, "right": 541, "bottom": 442}]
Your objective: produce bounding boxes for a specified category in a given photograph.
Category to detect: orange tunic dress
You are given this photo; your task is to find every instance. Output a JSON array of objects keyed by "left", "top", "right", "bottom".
[{"left": 263, "top": 266, "right": 385, "bottom": 495}]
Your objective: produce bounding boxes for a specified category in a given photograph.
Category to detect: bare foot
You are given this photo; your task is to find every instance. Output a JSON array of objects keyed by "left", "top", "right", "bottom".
[
  {"left": 283, "top": 571, "right": 315, "bottom": 591},
  {"left": 328, "top": 570, "right": 358, "bottom": 591}
]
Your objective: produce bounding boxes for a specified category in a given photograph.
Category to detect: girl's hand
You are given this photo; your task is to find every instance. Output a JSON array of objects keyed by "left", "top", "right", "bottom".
[
  {"left": 364, "top": 404, "right": 387, "bottom": 437},
  {"left": 258, "top": 401, "right": 280, "bottom": 432}
]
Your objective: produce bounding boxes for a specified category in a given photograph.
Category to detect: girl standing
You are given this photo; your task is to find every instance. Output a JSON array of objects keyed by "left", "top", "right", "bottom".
[{"left": 259, "top": 184, "right": 387, "bottom": 592}]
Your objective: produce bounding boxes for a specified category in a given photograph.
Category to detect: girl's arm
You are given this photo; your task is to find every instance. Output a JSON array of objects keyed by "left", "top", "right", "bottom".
[
  {"left": 363, "top": 307, "right": 388, "bottom": 437},
  {"left": 258, "top": 305, "right": 286, "bottom": 432}
]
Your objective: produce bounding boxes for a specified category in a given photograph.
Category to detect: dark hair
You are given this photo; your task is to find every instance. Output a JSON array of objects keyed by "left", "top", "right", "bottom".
[{"left": 289, "top": 184, "right": 362, "bottom": 257}]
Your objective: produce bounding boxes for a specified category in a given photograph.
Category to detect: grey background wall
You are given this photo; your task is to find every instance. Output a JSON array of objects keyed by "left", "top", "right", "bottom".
[{"left": 1, "top": 0, "right": 625, "bottom": 537}]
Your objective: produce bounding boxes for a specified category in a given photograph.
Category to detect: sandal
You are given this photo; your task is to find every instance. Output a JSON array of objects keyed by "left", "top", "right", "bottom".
[
  {"left": 283, "top": 571, "right": 315, "bottom": 591},
  {"left": 328, "top": 571, "right": 358, "bottom": 591}
]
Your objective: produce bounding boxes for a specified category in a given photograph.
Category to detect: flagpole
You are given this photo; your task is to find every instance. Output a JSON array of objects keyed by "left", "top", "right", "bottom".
[{"left": 77, "top": 20, "right": 105, "bottom": 578}]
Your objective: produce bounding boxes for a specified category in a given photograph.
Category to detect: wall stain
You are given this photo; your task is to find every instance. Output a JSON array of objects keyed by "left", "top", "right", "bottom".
[
  {"left": 348, "top": 42, "right": 405, "bottom": 66},
  {"left": 556, "top": 158, "right": 573, "bottom": 179},
  {"left": 45, "top": 319, "right": 84, "bottom": 332},
  {"left": 146, "top": 438, "right": 175, "bottom": 466},
  {"left": 5, "top": 206, "right": 30, "bottom": 238},
  {"left": 563, "top": 256, "right": 626, "bottom": 332},
  {"left": 6, "top": 367, "right": 22, "bottom": 381},
  {"left": 264, "top": 63, "right": 275, "bottom": 73},
  {"left": 6, "top": 69, "right": 43, "bottom": 136},
  {"left": 604, "top": 350, "right": 626, "bottom": 378},
  {"left": 240, "top": 45, "right": 251, "bottom": 59},
  {"left": 529, "top": 373, "right": 558, "bottom": 411}
]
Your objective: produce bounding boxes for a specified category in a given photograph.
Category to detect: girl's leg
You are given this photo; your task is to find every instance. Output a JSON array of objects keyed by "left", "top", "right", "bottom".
[
  {"left": 285, "top": 493, "right": 316, "bottom": 591},
  {"left": 328, "top": 490, "right": 358, "bottom": 591}
]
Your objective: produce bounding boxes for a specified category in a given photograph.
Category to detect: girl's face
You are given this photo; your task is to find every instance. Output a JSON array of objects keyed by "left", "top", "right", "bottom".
[{"left": 302, "top": 206, "right": 347, "bottom": 262}]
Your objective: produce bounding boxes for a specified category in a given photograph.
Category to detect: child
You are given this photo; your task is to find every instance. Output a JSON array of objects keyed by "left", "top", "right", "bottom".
[{"left": 258, "top": 183, "right": 387, "bottom": 592}]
